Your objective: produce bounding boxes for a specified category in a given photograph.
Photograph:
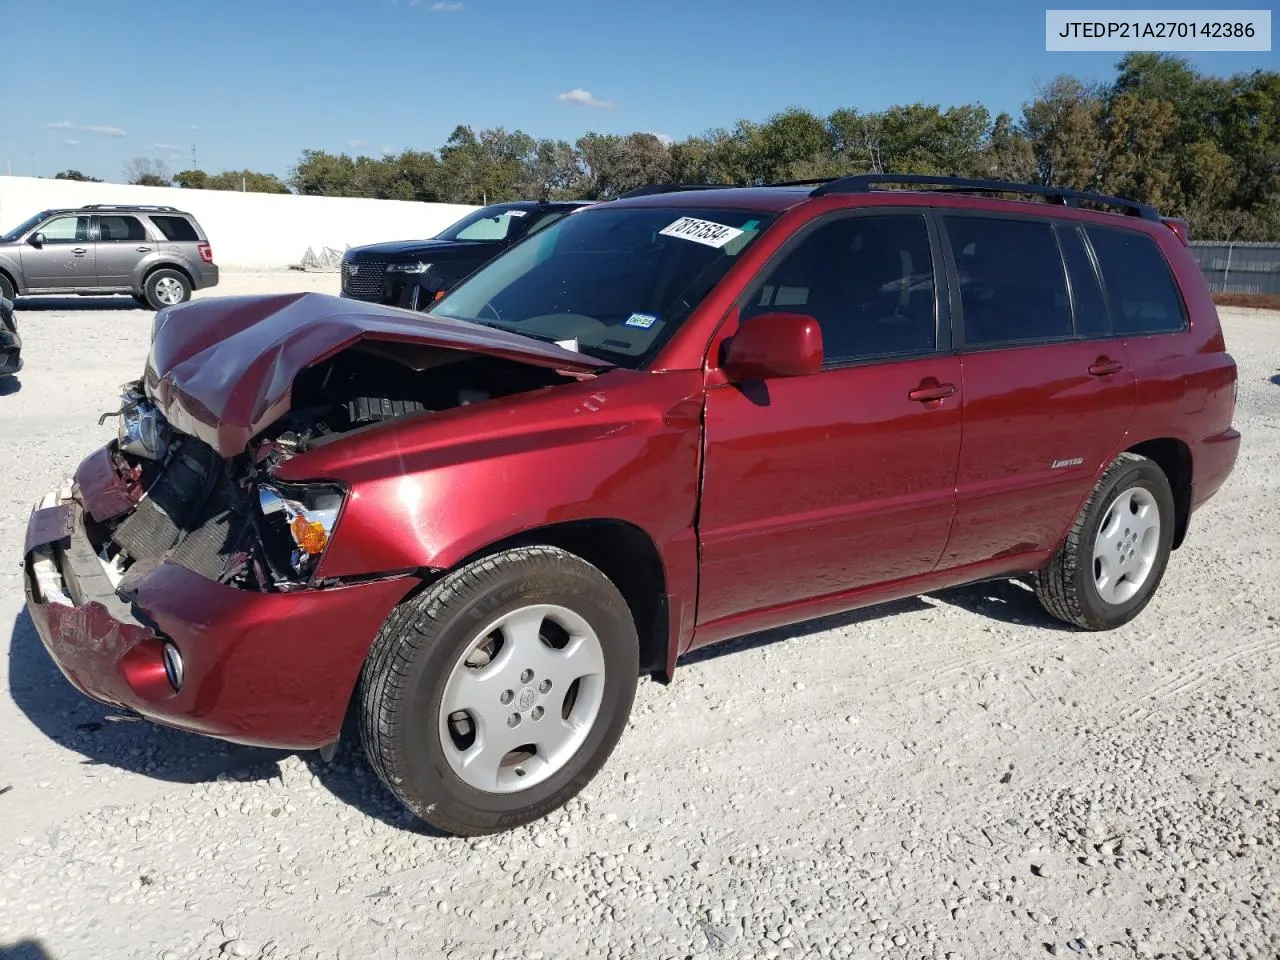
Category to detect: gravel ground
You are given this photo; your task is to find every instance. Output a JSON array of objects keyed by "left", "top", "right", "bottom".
[{"left": 0, "top": 277, "right": 1276, "bottom": 960}]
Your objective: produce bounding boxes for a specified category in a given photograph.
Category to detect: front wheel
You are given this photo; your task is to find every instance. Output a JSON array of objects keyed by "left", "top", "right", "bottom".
[
  {"left": 1035, "top": 452, "right": 1175, "bottom": 630},
  {"left": 359, "top": 545, "right": 639, "bottom": 835}
]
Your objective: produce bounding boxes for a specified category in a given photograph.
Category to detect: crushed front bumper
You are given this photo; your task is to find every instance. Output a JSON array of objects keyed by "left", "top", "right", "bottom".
[
  {"left": 0, "top": 325, "right": 21, "bottom": 376},
  {"left": 22, "top": 482, "right": 414, "bottom": 750}
]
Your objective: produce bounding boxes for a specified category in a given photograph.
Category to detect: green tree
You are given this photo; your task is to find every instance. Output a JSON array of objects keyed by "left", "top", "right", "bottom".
[
  {"left": 1021, "top": 77, "right": 1105, "bottom": 188},
  {"left": 54, "top": 169, "right": 103, "bottom": 182},
  {"left": 173, "top": 169, "right": 209, "bottom": 189}
]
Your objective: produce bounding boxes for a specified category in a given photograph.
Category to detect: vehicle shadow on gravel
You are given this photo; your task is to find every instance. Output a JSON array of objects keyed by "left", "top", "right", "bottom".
[
  {"left": 7, "top": 607, "right": 287, "bottom": 787},
  {"left": 0, "top": 938, "right": 57, "bottom": 960},
  {"left": 14, "top": 297, "right": 143, "bottom": 312},
  {"left": 930, "top": 576, "right": 1077, "bottom": 630}
]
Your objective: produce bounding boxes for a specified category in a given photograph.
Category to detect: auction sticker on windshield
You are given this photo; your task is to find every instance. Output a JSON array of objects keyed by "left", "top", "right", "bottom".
[{"left": 659, "top": 216, "right": 745, "bottom": 248}]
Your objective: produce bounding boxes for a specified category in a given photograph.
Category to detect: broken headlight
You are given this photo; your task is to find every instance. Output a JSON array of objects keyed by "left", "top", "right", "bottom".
[{"left": 257, "top": 482, "right": 345, "bottom": 576}]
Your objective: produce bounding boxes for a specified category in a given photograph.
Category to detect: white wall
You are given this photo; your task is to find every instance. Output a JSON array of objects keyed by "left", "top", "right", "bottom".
[{"left": 0, "top": 176, "right": 479, "bottom": 271}]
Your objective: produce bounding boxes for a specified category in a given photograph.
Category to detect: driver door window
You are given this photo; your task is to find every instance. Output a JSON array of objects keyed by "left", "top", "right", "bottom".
[
  {"left": 37, "top": 216, "right": 91, "bottom": 243},
  {"left": 743, "top": 214, "right": 938, "bottom": 364}
]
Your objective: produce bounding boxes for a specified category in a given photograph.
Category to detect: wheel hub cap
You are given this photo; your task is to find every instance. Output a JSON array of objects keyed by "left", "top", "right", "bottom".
[
  {"left": 438, "top": 603, "right": 606, "bottom": 794},
  {"left": 1091, "top": 485, "right": 1160, "bottom": 606}
]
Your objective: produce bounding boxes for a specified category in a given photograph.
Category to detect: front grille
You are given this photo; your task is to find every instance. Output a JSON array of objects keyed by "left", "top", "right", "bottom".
[{"left": 341, "top": 257, "right": 387, "bottom": 299}]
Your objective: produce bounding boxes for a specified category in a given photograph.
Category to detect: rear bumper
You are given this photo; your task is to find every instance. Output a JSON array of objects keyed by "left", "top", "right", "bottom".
[
  {"left": 23, "top": 483, "right": 414, "bottom": 750},
  {"left": 1191, "top": 427, "right": 1241, "bottom": 511},
  {"left": 193, "top": 263, "right": 219, "bottom": 290}
]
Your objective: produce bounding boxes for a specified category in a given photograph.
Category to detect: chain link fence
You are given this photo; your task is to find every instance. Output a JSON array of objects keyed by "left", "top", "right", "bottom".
[{"left": 1188, "top": 242, "right": 1280, "bottom": 295}]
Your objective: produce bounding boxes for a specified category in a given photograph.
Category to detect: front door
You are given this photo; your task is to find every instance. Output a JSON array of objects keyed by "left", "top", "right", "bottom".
[
  {"left": 20, "top": 214, "right": 94, "bottom": 290},
  {"left": 696, "top": 211, "right": 962, "bottom": 635}
]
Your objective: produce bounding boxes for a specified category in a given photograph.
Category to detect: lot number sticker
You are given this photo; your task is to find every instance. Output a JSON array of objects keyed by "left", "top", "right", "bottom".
[{"left": 659, "top": 216, "right": 745, "bottom": 249}]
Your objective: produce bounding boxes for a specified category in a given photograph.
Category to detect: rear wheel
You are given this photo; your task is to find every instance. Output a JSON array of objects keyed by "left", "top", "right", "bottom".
[
  {"left": 0, "top": 273, "right": 15, "bottom": 302},
  {"left": 359, "top": 545, "right": 639, "bottom": 835},
  {"left": 1035, "top": 452, "right": 1175, "bottom": 630},
  {"left": 143, "top": 269, "right": 191, "bottom": 310}
]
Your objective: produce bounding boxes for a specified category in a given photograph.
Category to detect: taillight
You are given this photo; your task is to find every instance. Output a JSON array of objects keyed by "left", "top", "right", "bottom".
[
  {"left": 197, "top": 243, "right": 213, "bottom": 263},
  {"left": 1161, "top": 217, "right": 1189, "bottom": 245}
]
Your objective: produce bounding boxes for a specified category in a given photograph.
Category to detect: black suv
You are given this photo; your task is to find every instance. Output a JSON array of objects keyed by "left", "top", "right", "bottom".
[{"left": 340, "top": 200, "right": 591, "bottom": 310}]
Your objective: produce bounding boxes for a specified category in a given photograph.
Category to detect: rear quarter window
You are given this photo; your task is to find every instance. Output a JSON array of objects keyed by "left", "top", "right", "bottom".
[
  {"left": 1086, "top": 226, "right": 1187, "bottom": 335},
  {"left": 150, "top": 216, "right": 200, "bottom": 242}
]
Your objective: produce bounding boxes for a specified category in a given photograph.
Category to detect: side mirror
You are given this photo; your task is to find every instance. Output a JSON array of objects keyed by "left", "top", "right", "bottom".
[
  {"left": 722, "top": 312, "right": 823, "bottom": 381},
  {"left": 27, "top": 232, "right": 44, "bottom": 248}
]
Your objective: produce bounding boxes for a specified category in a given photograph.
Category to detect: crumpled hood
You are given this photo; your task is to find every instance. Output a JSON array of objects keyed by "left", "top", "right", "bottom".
[{"left": 144, "top": 292, "right": 610, "bottom": 458}]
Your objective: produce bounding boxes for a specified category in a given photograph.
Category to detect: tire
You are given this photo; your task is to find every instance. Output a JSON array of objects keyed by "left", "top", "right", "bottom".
[
  {"left": 0, "top": 273, "right": 14, "bottom": 302},
  {"left": 132, "top": 294, "right": 151, "bottom": 309},
  {"left": 1034, "top": 452, "right": 1175, "bottom": 630},
  {"left": 359, "top": 545, "right": 639, "bottom": 836},
  {"left": 143, "top": 269, "right": 191, "bottom": 310}
]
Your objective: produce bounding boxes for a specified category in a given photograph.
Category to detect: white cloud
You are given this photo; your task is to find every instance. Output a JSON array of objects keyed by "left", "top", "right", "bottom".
[
  {"left": 190, "top": 124, "right": 202, "bottom": 131},
  {"left": 149, "top": 142, "right": 179, "bottom": 151},
  {"left": 169, "top": 153, "right": 187, "bottom": 161},
  {"left": 649, "top": 132, "right": 674, "bottom": 146},
  {"left": 46, "top": 119, "right": 127, "bottom": 137},
  {"left": 63, "top": 139, "right": 81, "bottom": 147},
  {"left": 557, "top": 88, "right": 615, "bottom": 109},
  {"left": 431, "top": 1, "right": 463, "bottom": 9},
  {"left": 348, "top": 139, "right": 363, "bottom": 148}
]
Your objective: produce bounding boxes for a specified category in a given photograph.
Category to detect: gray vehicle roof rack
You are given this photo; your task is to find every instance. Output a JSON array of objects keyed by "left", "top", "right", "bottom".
[
  {"left": 81, "top": 204, "right": 181, "bottom": 212},
  {"left": 808, "top": 174, "right": 1160, "bottom": 220}
]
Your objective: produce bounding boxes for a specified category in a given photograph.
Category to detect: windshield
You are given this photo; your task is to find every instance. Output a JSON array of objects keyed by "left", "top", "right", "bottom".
[
  {"left": 434, "top": 204, "right": 531, "bottom": 242},
  {"left": 1, "top": 212, "right": 50, "bottom": 243},
  {"left": 431, "top": 206, "right": 774, "bottom": 368}
]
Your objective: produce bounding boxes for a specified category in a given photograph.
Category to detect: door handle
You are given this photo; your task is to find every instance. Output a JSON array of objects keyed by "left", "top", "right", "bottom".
[
  {"left": 135, "top": 246, "right": 152, "bottom": 252},
  {"left": 1088, "top": 358, "right": 1124, "bottom": 377},
  {"left": 908, "top": 381, "right": 957, "bottom": 403},
  {"left": 72, "top": 248, "right": 87, "bottom": 256}
]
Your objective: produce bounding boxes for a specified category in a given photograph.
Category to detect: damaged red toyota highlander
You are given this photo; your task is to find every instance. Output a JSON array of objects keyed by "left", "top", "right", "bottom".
[{"left": 23, "top": 176, "right": 1239, "bottom": 835}]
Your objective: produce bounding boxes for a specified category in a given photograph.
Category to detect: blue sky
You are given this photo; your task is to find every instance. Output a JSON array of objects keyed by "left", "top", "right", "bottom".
[{"left": 3, "top": 0, "right": 1275, "bottom": 183}]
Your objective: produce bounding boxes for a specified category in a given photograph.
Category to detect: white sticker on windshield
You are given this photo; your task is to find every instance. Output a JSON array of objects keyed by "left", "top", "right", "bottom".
[
  {"left": 659, "top": 216, "right": 744, "bottom": 249},
  {"left": 507, "top": 210, "right": 527, "bottom": 217},
  {"left": 556, "top": 338, "right": 579, "bottom": 352},
  {"left": 625, "top": 312, "right": 658, "bottom": 329}
]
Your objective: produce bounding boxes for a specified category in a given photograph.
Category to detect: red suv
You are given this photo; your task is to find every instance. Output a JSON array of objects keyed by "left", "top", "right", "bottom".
[{"left": 23, "top": 175, "right": 1239, "bottom": 835}]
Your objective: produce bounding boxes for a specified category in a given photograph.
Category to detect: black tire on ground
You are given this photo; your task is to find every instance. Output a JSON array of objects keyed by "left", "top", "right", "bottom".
[
  {"left": 1034, "top": 452, "right": 1175, "bottom": 630},
  {"left": 0, "top": 273, "right": 14, "bottom": 302},
  {"left": 142, "top": 269, "right": 191, "bottom": 311},
  {"left": 132, "top": 294, "right": 151, "bottom": 309},
  {"left": 359, "top": 545, "right": 639, "bottom": 836}
]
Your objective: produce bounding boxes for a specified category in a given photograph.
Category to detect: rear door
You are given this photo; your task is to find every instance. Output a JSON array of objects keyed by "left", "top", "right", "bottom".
[
  {"left": 93, "top": 214, "right": 152, "bottom": 288},
  {"left": 20, "top": 214, "right": 93, "bottom": 290},
  {"left": 938, "top": 212, "right": 1135, "bottom": 570}
]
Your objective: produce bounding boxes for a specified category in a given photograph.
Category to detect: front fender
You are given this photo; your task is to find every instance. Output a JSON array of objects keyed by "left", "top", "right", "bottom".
[{"left": 274, "top": 369, "right": 705, "bottom": 591}]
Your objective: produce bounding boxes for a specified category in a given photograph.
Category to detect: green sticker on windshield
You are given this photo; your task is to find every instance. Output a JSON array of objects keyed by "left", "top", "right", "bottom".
[{"left": 741, "top": 219, "right": 760, "bottom": 232}]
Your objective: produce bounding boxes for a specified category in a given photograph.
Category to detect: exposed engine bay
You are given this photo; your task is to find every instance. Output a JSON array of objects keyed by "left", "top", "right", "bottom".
[{"left": 86, "top": 345, "right": 574, "bottom": 593}]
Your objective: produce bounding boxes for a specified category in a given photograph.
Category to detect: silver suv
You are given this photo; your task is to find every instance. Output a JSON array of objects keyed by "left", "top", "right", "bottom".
[{"left": 0, "top": 204, "right": 219, "bottom": 310}]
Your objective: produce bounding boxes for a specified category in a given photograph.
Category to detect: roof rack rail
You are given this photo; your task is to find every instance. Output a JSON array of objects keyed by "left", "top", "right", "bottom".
[
  {"left": 81, "top": 203, "right": 181, "bottom": 212},
  {"left": 614, "top": 183, "right": 737, "bottom": 200},
  {"left": 809, "top": 174, "right": 1159, "bottom": 220}
]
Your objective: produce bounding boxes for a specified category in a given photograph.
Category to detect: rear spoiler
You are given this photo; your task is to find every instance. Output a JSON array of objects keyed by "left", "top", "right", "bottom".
[{"left": 1161, "top": 216, "right": 1189, "bottom": 245}]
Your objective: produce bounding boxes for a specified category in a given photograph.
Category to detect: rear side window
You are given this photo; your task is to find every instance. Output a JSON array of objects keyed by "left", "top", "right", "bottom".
[
  {"left": 97, "top": 215, "right": 147, "bottom": 242},
  {"left": 150, "top": 215, "right": 200, "bottom": 242},
  {"left": 1086, "top": 226, "right": 1186, "bottom": 335},
  {"left": 944, "top": 216, "right": 1073, "bottom": 347}
]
